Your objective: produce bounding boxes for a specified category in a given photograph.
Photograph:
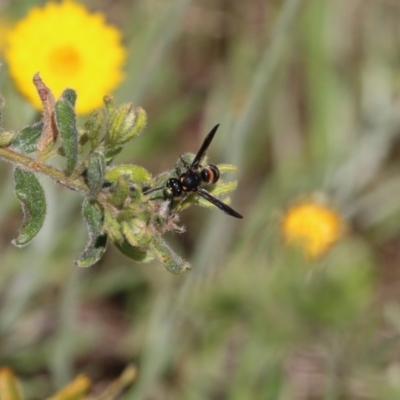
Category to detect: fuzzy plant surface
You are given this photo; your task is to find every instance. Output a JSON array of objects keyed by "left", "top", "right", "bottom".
[{"left": 0, "top": 74, "right": 240, "bottom": 274}]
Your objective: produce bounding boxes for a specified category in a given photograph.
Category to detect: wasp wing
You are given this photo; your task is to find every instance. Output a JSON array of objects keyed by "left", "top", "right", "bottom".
[
  {"left": 196, "top": 187, "right": 243, "bottom": 219},
  {"left": 190, "top": 124, "right": 220, "bottom": 169}
]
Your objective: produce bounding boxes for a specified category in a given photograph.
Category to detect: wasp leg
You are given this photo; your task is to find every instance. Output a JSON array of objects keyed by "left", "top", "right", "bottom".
[{"left": 171, "top": 194, "right": 191, "bottom": 213}]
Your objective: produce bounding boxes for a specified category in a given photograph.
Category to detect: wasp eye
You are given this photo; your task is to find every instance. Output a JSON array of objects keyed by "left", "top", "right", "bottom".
[{"left": 167, "top": 178, "right": 182, "bottom": 196}]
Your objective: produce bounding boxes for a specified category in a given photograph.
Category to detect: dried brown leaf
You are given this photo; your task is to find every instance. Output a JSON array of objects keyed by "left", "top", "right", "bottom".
[{"left": 33, "top": 73, "right": 57, "bottom": 154}]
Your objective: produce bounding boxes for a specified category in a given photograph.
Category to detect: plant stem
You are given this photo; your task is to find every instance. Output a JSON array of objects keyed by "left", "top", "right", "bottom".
[{"left": 0, "top": 146, "right": 89, "bottom": 194}]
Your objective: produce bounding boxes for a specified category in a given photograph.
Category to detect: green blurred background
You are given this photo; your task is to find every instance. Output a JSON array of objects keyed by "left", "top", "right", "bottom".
[{"left": 2, "top": 0, "right": 400, "bottom": 398}]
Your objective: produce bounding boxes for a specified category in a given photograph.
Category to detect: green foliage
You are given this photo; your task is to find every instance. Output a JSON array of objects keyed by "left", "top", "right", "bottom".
[
  {"left": 75, "top": 200, "right": 107, "bottom": 268},
  {"left": 12, "top": 168, "right": 46, "bottom": 247},
  {"left": 55, "top": 96, "right": 78, "bottom": 175},
  {"left": 11, "top": 123, "right": 43, "bottom": 154},
  {"left": 105, "top": 164, "right": 151, "bottom": 184},
  {"left": 0, "top": 76, "right": 240, "bottom": 272},
  {"left": 86, "top": 152, "right": 106, "bottom": 198},
  {"left": 61, "top": 88, "right": 77, "bottom": 107}
]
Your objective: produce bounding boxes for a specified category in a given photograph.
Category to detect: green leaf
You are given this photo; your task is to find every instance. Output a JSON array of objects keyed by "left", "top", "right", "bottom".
[
  {"left": 11, "top": 123, "right": 43, "bottom": 154},
  {"left": 84, "top": 110, "right": 103, "bottom": 150},
  {"left": 106, "top": 176, "right": 130, "bottom": 207},
  {"left": 86, "top": 152, "right": 106, "bottom": 198},
  {"left": 55, "top": 98, "right": 78, "bottom": 175},
  {"left": 13, "top": 168, "right": 46, "bottom": 247},
  {"left": 209, "top": 179, "right": 238, "bottom": 196},
  {"left": 106, "top": 165, "right": 152, "bottom": 184},
  {"left": 76, "top": 234, "right": 107, "bottom": 268},
  {"left": 114, "top": 240, "right": 154, "bottom": 263},
  {"left": 76, "top": 200, "right": 107, "bottom": 267},
  {"left": 61, "top": 88, "right": 77, "bottom": 107},
  {"left": 218, "top": 164, "right": 238, "bottom": 173},
  {"left": 104, "top": 146, "right": 124, "bottom": 163},
  {"left": 148, "top": 236, "right": 191, "bottom": 274}
]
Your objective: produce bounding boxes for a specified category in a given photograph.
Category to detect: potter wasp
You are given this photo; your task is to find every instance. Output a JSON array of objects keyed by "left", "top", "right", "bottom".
[{"left": 144, "top": 124, "right": 243, "bottom": 219}]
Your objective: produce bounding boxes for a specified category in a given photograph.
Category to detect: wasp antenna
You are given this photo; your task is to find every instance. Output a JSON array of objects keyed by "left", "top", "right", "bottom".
[{"left": 143, "top": 186, "right": 165, "bottom": 195}]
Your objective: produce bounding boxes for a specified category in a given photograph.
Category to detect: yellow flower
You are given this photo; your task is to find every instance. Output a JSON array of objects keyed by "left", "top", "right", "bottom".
[
  {"left": 281, "top": 198, "right": 344, "bottom": 259},
  {"left": 5, "top": 1, "right": 126, "bottom": 114}
]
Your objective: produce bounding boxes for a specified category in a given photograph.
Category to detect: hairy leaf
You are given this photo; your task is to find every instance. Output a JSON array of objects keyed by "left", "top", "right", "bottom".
[
  {"left": 114, "top": 240, "right": 154, "bottom": 263},
  {"left": 208, "top": 179, "right": 238, "bottom": 196},
  {"left": 55, "top": 98, "right": 78, "bottom": 175},
  {"left": 148, "top": 236, "right": 191, "bottom": 274},
  {"left": 218, "top": 164, "right": 238, "bottom": 173},
  {"left": 105, "top": 177, "right": 131, "bottom": 207},
  {"left": 86, "top": 152, "right": 106, "bottom": 198},
  {"left": 13, "top": 168, "right": 46, "bottom": 247},
  {"left": 76, "top": 200, "right": 107, "bottom": 267},
  {"left": 11, "top": 123, "right": 43, "bottom": 154},
  {"left": 106, "top": 164, "right": 152, "bottom": 184},
  {"left": 61, "top": 88, "right": 77, "bottom": 107}
]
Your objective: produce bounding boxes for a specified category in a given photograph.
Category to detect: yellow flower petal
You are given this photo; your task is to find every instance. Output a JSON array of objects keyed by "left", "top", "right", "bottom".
[
  {"left": 5, "top": 1, "right": 126, "bottom": 114},
  {"left": 281, "top": 198, "right": 344, "bottom": 259}
]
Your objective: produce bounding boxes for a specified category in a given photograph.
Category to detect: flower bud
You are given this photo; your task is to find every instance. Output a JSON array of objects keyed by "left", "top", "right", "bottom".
[
  {"left": 0, "top": 131, "right": 15, "bottom": 146},
  {"left": 121, "top": 215, "right": 152, "bottom": 247},
  {"left": 106, "top": 104, "right": 147, "bottom": 148}
]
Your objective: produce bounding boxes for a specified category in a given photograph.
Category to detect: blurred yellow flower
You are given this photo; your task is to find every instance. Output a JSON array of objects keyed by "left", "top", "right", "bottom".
[
  {"left": 281, "top": 198, "right": 344, "bottom": 259},
  {"left": 5, "top": 1, "right": 126, "bottom": 114}
]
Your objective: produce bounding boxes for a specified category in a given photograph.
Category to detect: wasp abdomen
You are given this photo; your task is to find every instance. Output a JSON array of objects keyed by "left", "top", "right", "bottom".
[{"left": 201, "top": 164, "right": 220, "bottom": 184}]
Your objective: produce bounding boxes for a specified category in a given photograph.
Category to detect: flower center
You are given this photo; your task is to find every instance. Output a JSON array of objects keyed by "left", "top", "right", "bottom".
[{"left": 48, "top": 45, "right": 81, "bottom": 76}]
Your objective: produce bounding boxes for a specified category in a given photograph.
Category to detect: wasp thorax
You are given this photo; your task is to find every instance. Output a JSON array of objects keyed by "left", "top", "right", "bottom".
[
  {"left": 180, "top": 172, "right": 202, "bottom": 191},
  {"left": 201, "top": 164, "right": 220, "bottom": 184}
]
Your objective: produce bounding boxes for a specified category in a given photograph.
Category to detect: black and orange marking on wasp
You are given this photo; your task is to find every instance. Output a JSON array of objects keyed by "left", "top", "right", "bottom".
[{"left": 144, "top": 124, "right": 243, "bottom": 219}]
